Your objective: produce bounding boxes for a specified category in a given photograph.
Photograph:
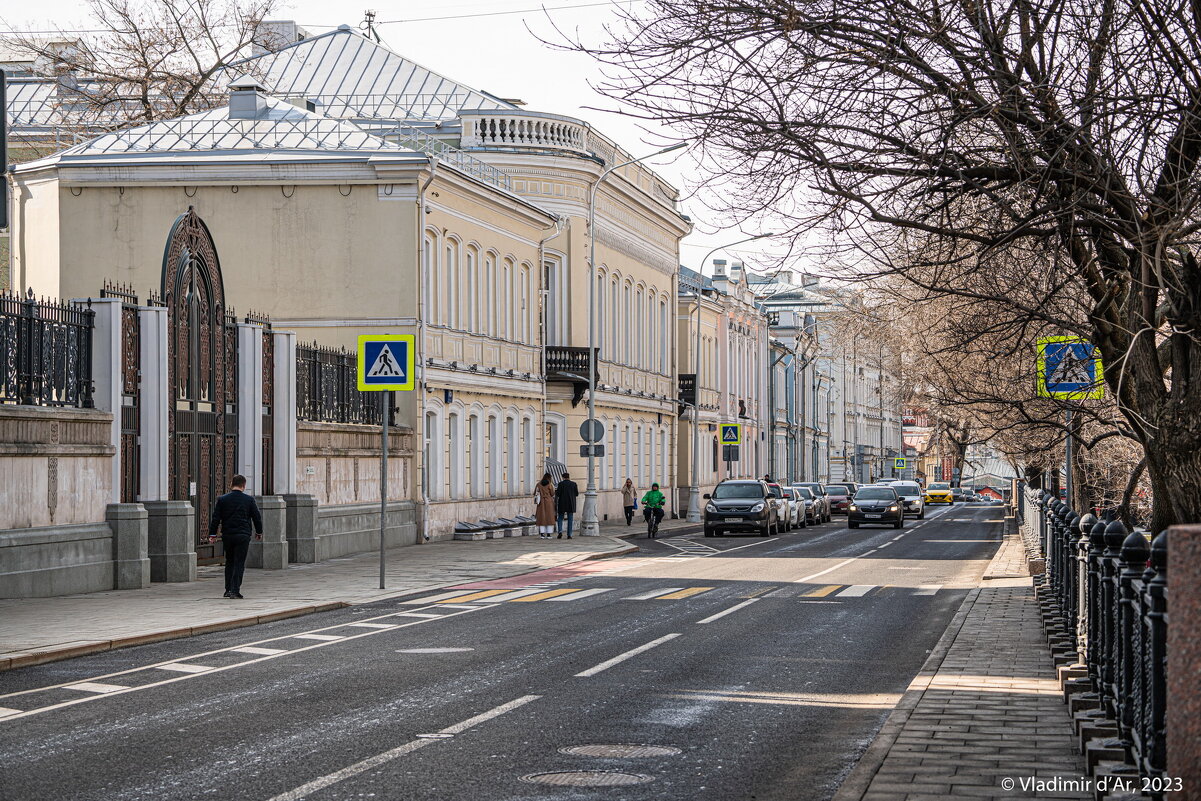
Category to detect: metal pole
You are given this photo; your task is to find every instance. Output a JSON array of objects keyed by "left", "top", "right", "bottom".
[{"left": 379, "top": 390, "right": 389, "bottom": 589}]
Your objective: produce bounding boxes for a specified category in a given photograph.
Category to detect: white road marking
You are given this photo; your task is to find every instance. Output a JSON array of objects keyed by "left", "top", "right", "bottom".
[
  {"left": 626, "top": 587, "right": 685, "bottom": 600},
  {"left": 546, "top": 588, "right": 614, "bottom": 601},
  {"left": 290, "top": 634, "right": 343, "bottom": 641},
  {"left": 343, "top": 622, "right": 400, "bottom": 629},
  {"left": 434, "top": 604, "right": 484, "bottom": 610},
  {"left": 65, "top": 682, "right": 127, "bottom": 694},
  {"left": 793, "top": 558, "right": 859, "bottom": 584},
  {"left": 399, "top": 590, "right": 483, "bottom": 605},
  {"left": 888, "top": 566, "right": 924, "bottom": 570},
  {"left": 836, "top": 585, "right": 874, "bottom": 597},
  {"left": 575, "top": 634, "right": 682, "bottom": 677},
  {"left": 0, "top": 708, "right": 21, "bottom": 718},
  {"left": 696, "top": 598, "right": 759, "bottom": 624},
  {"left": 265, "top": 695, "right": 540, "bottom": 801},
  {"left": 393, "top": 612, "right": 443, "bottom": 618},
  {"left": 154, "top": 663, "right": 213, "bottom": 674},
  {"left": 485, "top": 587, "right": 560, "bottom": 602},
  {"left": 396, "top": 647, "right": 475, "bottom": 654},
  {"left": 915, "top": 585, "right": 942, "bottom": 595},
  {"left": 232, "top": 646, "right": 286, "bottom": 655}
]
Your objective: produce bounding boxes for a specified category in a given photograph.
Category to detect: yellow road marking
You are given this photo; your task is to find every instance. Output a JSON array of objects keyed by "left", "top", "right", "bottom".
[
  {"left": 435, "top": 589, "right": 512, "bottom": 603},
  {"left": 510, "top": 588, "right": 584, "bottom": 602},
  {"left": 655, "top": 587, "right": 715, "bottom": 600},
  {"left": 803, "top": 584, "right": 842, "bottom": 598}
]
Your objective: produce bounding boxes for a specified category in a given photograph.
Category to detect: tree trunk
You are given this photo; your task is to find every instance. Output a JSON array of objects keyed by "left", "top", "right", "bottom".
[{"left": 1141, "top": 436, "right": 1201, "bottom": 533}]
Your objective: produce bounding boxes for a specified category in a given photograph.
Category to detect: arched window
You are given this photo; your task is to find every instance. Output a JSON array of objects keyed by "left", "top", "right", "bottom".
[
  {"left": 623, "top": 424, "right": 632, "bottom": 484},
  {"left": 445, "top": 240, "right": 459, "bottom": 329},
  {"left": 485, "top": 253, "right": 497, "bottom": 337},
  {"left": 658, "top": 428, "right": 667, "bottom": 486},
  {"left": 595, "top": 269, "right": 605, "bottom": 358},
  {"left": 660, "top": 298, "right": 669, "bottom": 374},
  {"left": 466, "top": 247, "right": 479, "bottom": 332},
  {"left": 469, "top": 412, "right": 483, "bottom": 497},
  {"left": 487, "top": 414, "right": 501, "bottom": 496},
  {"left": 502, "top": 259, "right": 514, "bottom": 340},
  {"left": 424, "top": 409, "right": 443, "bottom": 500},
  {"left": 626, "top": 284, "right": 636, "bottom": 365},
  {"left": 506, "top": 415, "right": 519, "bottom": 494},
  {"left": 610, "top": 422, "right": 620, "bottom": 488},
  {"left": 447, "top": 410, "right": 463, "bottom": 499},
  {"left": 522, "top": 416, "right": 535, "bottom": 491},
  {"left": 545, "top": 255, "right": 567, "bottom": 345},
  {"left": 609, "top": 277, "right": 619, "bottom": 359},
  {"left": 650, "top": 424, "right": 657, "bottom": 487},
  {"left": 519, "top": 264, "right": 531, "bottom": 344}
]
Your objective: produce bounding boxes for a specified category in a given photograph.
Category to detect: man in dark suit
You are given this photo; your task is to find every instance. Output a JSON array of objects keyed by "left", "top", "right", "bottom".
[
  {"left": 208, "top": 474, "right": 263, "bottom": 599},
  {"left": 555, "top": 472, "right": 579, "bottom": 539}
]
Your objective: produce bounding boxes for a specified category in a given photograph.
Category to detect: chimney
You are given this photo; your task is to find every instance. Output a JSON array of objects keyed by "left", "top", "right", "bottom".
[{"left": 228, "top": 75, "right": 270, "bottom": 120}]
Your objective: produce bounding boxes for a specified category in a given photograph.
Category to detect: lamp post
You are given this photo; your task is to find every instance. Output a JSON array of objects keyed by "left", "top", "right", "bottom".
[
  {"left": 685, "top": 233, "right": 775, "bottom": 522},
  {"left": 581, "top": 141, "right": 687, "bottom": 536}
]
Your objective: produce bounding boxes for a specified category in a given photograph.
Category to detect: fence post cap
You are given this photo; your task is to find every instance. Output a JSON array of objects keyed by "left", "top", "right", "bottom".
[
  {"left": 1149, "top": 530, "right": 1168, "bottom": 575},
  {"left": 1089, "top": 518, "right": 1108, "bottom": 548},
  {"left": 1078, "top": 512, "right": 1098, "bottom": 533},
  {"left": 1103, "top": 518, "right": 1129, "bottom": 550},
  {"left": 1119, "top": 530, "right": 1151, "bottom": 565},
  {"left": 1069, "top": 512, "right": 1082, "bottom": 531}
]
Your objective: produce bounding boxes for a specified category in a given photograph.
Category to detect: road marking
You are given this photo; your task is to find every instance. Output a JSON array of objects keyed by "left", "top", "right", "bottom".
[
  {"left": 65, "top": 682, "right": 127, "bottom": 694},
  {"left": 400, "top": 590, "right": 488, "bottom": 604},
  {"left": 837, "top": 585, "right": 874, "bottom": 597},
  {"left": 434, "top": 604, "right": 485, "bottom": 610},
  {"left": 887, "top": 566, "right": 924, "bottom": 570},
  {"left": 435, "top": 589, "right": 512, "bottom": 603},
  {"left": 696, "top": 599, "right": 759, "bottom": 624},
  {"left": 793, "top": 558, "right": 859, "bottom": 584},
  {"left": 510, "top": 588, "right": 583, "bottom": 602},
  {"left": 655, "top": 587, "right": 714, "bottom": 600},
  {"left": 0, "top": 708, "right": 21, "bottom": 718},
  {"left": 344, "top": 622, "right": 400, "bottom": 629},
  {"left": 155, "top": 663, "right": 213, "bottom": 674},
  {"left": 626, "top": 587, "right": 685, "bottom": 600},
  {"left": 485, "top": 587, "right": 558, "bottom": 602},
  {"left": 802, "top": 584, "right": 842, "bottom": 598},
  {"left": 739, "top": 586, "right": 779, "bottom": 598},
  {"left": 394, "top": 612, "right": 443, "bottom": 618},
  {"left": 915, "top": 585, "right": 942, "bottom": 595},
  {"left": 232, "top": 646, "right": 286, "bottom": 655},
  {"left": 575, "top": 634, "right": 682, "bottom": 677},
  {"left": 546, "top": 588, "right": 614, "bottom": 601},
  {"left": 264, "top": 695, "right": 540, "bottom": 801},
  {"left": 396, "top": 647, "right": 475, "bottom": 654},
  {"left": 290, "top": 634, "right": 344, "bottom": 641}
]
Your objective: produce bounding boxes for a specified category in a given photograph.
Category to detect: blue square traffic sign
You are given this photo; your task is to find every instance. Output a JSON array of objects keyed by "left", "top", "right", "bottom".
[{"left": 357, "top": 335, "right": 416, "bottom": 391}]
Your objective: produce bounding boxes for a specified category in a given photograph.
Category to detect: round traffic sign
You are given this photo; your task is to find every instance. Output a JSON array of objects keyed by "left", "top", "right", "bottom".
[{"left": 579, "top": 418, "right": 604, "bottom": 443}]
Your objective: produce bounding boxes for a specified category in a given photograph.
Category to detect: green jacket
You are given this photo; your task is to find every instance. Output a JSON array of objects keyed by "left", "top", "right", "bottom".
[{"left": 641, "top": 489, "right": 666, "bottom": 509}]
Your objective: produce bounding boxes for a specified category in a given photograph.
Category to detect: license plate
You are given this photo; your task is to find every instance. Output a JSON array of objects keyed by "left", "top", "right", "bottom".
[
  {"left": 725, "top": 517, "right": 743, "bottom": 523},
  {"left": 866, "top": 514, "right": 882, "bottom": 519}
]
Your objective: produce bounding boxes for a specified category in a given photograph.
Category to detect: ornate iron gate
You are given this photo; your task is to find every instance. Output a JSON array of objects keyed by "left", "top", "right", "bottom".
[
  {"left": 161, "top": 208, "right": 238, "bottom": 563},
  {"left": 101, "top": 282, "right": 141, "bottom": 503}
]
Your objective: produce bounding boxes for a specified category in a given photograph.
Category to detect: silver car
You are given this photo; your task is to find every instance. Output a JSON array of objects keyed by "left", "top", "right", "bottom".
[
  {"left": 890, "top": 481, "right": 926, "bottom": 518},
  {"left": 780, "top": 487, "right": 807, "bottom": 528},
  {"left": 790, "top": 482, "right": 832, "bottom": 522}
]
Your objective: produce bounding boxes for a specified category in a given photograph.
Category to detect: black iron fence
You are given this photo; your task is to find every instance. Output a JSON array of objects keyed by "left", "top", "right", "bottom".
[
  {"left": 0, "top": 289, "right": 94, "bottom": 408},
  {"left": 296, "top": 342, "right": 381, "bottom": 426},
  {"left": 1022, "top": 488, "right": 1168, "bottom": 786}
]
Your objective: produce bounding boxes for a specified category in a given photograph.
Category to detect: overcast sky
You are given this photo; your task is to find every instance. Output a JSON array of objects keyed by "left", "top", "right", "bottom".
[{"left": 5, "top": 0, "right": 796, "bottom": 274}]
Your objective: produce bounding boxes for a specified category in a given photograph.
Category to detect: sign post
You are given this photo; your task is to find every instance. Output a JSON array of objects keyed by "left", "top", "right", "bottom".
[
  {"left": 358, "top": 335, "right": 416, "bottom": 589},
  {"left": 719, "top": 424, "right": 741, "bottom": 479}
]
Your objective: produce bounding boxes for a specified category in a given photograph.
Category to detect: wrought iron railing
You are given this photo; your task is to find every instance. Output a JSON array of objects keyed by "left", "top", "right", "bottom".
[
  {"left": 1020, "top": 488, "right": 1168, "bottom": 786},
  {"left": 296, "top": 342, "right": 381, "bottom": 426},
  {"left": 0, "top": 289, "right": 94, "bottom": 408},
  {"left": 678, "top": 373, "right": 697, "bottom": 408}
]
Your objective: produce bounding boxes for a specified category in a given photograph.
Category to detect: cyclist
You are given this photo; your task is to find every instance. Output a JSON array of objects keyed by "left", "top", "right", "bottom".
[{"left": 641, "top": 482, "right": 666, "bottom": 538}]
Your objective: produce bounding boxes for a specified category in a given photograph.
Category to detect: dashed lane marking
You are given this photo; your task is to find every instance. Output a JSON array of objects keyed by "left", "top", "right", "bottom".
[
  {"left": 575, "top": 634, "right": 682, "bottom": 678},
  {"left": 65, "top": 682, "right": 128, "bottom": 694},
  {"left": 394, "top": 612, "right": 443, "bottom": 618},
  {"left": 154, "top": 663, "right": 213, "bottom": 674},
  {"left": 344, "top": 622, "right": 401, "bottom": 630},
  {"left": 696, "top": 599, "right": 759, "bottom": 624},
  {"left": 232, "top": 646, "right": 286, "bottom": 655},
  {"left": 803, "top": 584, "right": 843, "bottom": 598},
  {"left": 290, "top": 634, "right": 344, "bottom": 641},
  {"left": 0, "top": 708, "right": 20, "bottom": 718},
  {"left": 836, "top": 585, "right": 875, "bottom": 597},
  {"left": 655, "top": 587, "right": 715, "bottom": 600}
]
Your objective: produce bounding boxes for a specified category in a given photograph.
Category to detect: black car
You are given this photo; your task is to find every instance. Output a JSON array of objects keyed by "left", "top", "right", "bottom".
[
  {"left": 847, "top": 486, "right": 904, "bottom": 529},
  {"left": 703, "top": 480, "right": 779, "bottom": 537}
]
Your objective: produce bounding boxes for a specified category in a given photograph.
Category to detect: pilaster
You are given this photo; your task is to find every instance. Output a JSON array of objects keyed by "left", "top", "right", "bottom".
[
  {"left": 137, "top": 305, "right": 169, "bottom": 502},
  {"left": 273, "top": 331, "right": 298, "bottom": 495},
  {"left": 237, "top": 323, "right": 264, "bottom": 494}
]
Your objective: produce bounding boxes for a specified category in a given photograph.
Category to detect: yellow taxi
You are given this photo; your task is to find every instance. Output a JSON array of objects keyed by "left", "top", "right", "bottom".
[{"left": 924, "top": 482, "right": 954, "bottom": 504}]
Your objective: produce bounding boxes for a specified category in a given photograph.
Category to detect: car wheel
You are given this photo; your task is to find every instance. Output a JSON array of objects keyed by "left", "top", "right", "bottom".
[
  {"left": 893, "top": 518, "right": 904, "bottom": 529},
  {"left": 848, "top": 521, "right": 859, "bottom": 529},
  {"left": 760, "top": 524, "right": 770, "bottom": 537},
  {"left": 704, "top": 529, "right": 715, "bottom": 537},
  {"left": 918, "top": 510, "right": 925, "bottom": 519}
]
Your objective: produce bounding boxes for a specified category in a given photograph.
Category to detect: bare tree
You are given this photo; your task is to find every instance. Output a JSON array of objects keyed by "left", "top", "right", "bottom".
[
  {"left": 4, "top": 0, "right": 280, "bottom": 129},
  {"left": 566, "top": 0, "right": 1201, "bottom": 530}
]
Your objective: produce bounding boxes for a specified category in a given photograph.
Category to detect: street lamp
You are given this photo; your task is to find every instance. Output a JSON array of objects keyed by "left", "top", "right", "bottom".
[
  {"left": 581, "top": 141, "right": 687, "bottom": 536},
  {"left": 685, "top": 232, "right": 775, "bottom": 522}
]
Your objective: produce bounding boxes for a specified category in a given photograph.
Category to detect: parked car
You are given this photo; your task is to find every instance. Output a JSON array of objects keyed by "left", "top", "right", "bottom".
[
  {"left": 951, "top": 486, "right": 965, "bottom": 503},
  {"left": 765, "top": 483, "right": 794, "bottom": 531},
  {"left": 848, "top": 486, "right": 905, "bottom": 529},
  {"left": 791, "top": 482, "right": 832, "bottom": 522},
  {"left": 824, "top": 482, "right": 858, "bottom": 514},
  {"left": 924, "top": 482, "right": 954, "bottom": 504},
  {"left": 703, "top": 480, "right": 779, "bottom": 537},
  {"left": 780, "top": 487, "right": 807, "bottom": 528},
  {"left": 792, "top": 485, "right": 820, "bottom": 524},
  {"left": 890, "top": 480, "right": 925, "bottom": 518}
]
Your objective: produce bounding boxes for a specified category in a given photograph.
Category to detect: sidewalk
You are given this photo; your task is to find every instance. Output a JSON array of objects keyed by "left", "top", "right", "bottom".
[
  {"left": 0, "top": 534, "right": 636, "bottom": 672},
  {"left": 834, "top": 517, "right": 1090, "bottom": 801}
]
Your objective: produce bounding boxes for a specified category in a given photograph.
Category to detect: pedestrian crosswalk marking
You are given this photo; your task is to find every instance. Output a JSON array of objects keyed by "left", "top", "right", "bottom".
[
  {"left": 401, "top": 589, "right": 489, "bottom": 605},
  {"left": 155, "top": 663, "right": 213, "bottom": 674},
  {"left": 655, "top": 587, "right": 715, "bottom": 600},
  {"left": 627, "top": 587, "right": 686, "bottom": 600},
  {"left": 740, "top": 586, "right": 779, "bottom": 598},
  {"left": 66, "top": 682, "right": 128, "bottom": 694},
  {"left": 837, "top": 585, "right": 874, "bottom": 597},
  {"left": 435, "top": 589, "right": 512, "bottom": 604},
  {"left": 546, "top": 588, "right": 614, "bottom": 601},
  {"left": 232, "top": 646, "right": 287, "bottom": 655},
  {"left": 345, "top": 622, "right": 400, "bottom": 629},
  {"left": 393, "top": 612, "right": 443, "bottom": 618},
  {"left": 510, "top": 588, "right": 583, "bottom": 602},
  {"left": 483, "top": 587, "right": 556, "bottom": 602},
  {"left": 0, "top": 707, "right": 20, "bottom": 718},
  {"left": 291, "top": 634, "right": 344, "bottom": 641},
  {"left": 803, "top": 585, "right": 843, "bottom": 598},
  {"left": 915, "top": 585, "right": 942, "bottom": 595}
]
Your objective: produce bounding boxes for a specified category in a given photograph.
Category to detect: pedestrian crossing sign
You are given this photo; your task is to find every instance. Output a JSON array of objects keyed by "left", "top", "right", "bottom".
[
  {"left": 894, "top": 457, "right": 907, "bottom": 469},
  {"left": 1037, "top": 336, "right": 1103, "bottom": 399},
  {"left": 357, "top": 335, "right": 416, "bottom": 391},
  {"left": 720, "top": 423, "right": 742, "bottom": 445}
]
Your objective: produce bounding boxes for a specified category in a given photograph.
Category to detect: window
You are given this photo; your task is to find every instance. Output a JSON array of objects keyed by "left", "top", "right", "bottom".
[
  {"left": 506, "top": 415, "right": 519, "bottom": 494},
  {"left": 485, "top": 253, "right": 496, "bottom": 336},
  {"left": 610, "top": 421, "right": 619, "bottom": 488},
  {"left": 520, "top": 264, "right": 531, "bottom": 344},
  {"left": 545, "top": 256, "right": 566, "bottom": 345},
  {"left": 503, "top": 259, "right": 513, "bottom": 340},
  {"left": 423, "top": 236, "right": 435, "bottom": 323},
  {"left": 488, "top": 414, "right": 501, "bottom": 496},
  {"left": 595, "top": 270, "right": 605, "bottom": 357},
  {"left": 469, "top": 413, "right": 483, "bottom": 497},
  {"left": 610, "top": 278, "right": 619, "bottom": 359},
  {"left": 448, "top": 410, "right": 463, "bottom": 499},
  {"left": 522, "top": 417, "right": 535, "bottom": 491},
  {"left": 425, "top": 410, "right": 442, "bottom": 500},
  {"left": 632, "top": 286, "right": 641, "bottom": 366},
  {"left": 623, "top": 424, "right": 632, "bottom": 483},
  {"left": 660, "top": 299, "right": 669, "bottom": 374},
  {"left": 445, "top": 240, "right": 459, "bottom": 329},
  {"left": 466, "top": 248, "right": 478, "bottom": 332}
]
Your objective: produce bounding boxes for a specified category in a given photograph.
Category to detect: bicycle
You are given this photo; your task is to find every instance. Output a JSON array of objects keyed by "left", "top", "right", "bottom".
[{"left": 645, "top": 507, "right": 663, "bottom": 538}]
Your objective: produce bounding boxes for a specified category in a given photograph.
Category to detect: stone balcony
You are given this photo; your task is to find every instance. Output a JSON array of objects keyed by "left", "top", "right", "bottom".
[{"left": 459, "top": 110, "right": 591, "bottom": 157}]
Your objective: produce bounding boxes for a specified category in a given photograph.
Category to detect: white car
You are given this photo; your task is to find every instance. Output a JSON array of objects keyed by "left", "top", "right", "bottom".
[
  {"left": 780, "top": 486, "right": 807, "bottom": 528},
  {"left": 890, "top": 481, "right": 925, "bottom": 518}
]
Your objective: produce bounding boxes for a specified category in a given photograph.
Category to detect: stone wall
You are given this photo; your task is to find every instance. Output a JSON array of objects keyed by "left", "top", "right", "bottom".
[
  {"left": 0, "top": 405, "right": 115, "bottom": 530},
  {"left": 296, "top": 421, "right": 414, "bottom": 506},
  {"left": 1168, "top": 524, "right": 1200, "bottom": 792}
]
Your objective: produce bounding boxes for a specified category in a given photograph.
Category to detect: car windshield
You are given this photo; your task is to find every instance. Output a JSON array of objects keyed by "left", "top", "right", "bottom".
[
  {"left": 781, "top": 488, "right": 794, "bottom": 499},
  {"left": 856, "top": 488, "right": 897, "bottom": 501},
  {"left": 893, "top": 484, "right": 921, "bottom": 495},
  {"left": 825, "top": 484, "right": 852, "bottom": 494},
  {"left": 766, "top": 485, "right": 784, "bottom": 497},
  {"left": 928, "top": 483, "right": 950, "bottom": 491},
  {"left": 713, "top": 483, "right": 764, "bottom": 499},
  {"left": 794, "top": 487, "right": 814, "bottom": 499}
]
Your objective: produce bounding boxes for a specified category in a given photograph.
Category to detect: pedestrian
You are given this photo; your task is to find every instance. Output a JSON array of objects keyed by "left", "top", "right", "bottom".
[
  {"left": 555, "top": 472, "right": 579, "bottom": 539},
  {"left": 207, "top": 474, "right": 262, "bottom": 599},
  {"left": 641, "top": 482, "right": 666, "bottom": 538},
  {"left": 534, "top": 472, "right": 556, "bottom": 538},
  {"left": 621, "top": 478, "right": 638, "bottom": 526},
  {"left": 763, "top": 474, "right": 773, "bottom": 483}
]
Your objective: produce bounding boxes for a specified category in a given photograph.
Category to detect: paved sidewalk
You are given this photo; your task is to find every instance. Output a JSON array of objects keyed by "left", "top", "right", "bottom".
[
  {"left": 0, "top": 534, "right": 636, "bottom": 672},
  {"left": 835, "top": 517, "right": 1090, "bottom": 801}
]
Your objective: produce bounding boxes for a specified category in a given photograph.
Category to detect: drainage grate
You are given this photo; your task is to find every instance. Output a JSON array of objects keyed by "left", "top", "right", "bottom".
[
  {"left": 520, "top": 771, "right": 654, "bottom": 787},
  {"left": 559, "top": 744, "right": 682, "bottom": 758}
]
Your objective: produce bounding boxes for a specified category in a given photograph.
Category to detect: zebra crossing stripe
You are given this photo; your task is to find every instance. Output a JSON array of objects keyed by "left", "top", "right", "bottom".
[
  {"left": 510, "top": 588, "right": 583, "bottom": 602},
  {"left": 655, "top": 587, "right": 715, "bottom": 600},
  {"left": 436, "top": 589, "right": 512, "bottom": 603},
  {"left": 400, "top": 590, "right": 488, "bottom": 605},
  {"left": 626, "top": 587, "right": 685, "bottom": 600},
  {"left": 485, "top": 588, "right": 558, "bottom": 602},
  {"left": 545, "top": 588, "right": 614, "bottom": 601},
  {"left": 915, "top": 585, "right": 942, "bottom": 595},
  {"left": 802, "top": 584, "right": 842, "bottom": 598},
  {"left": 836, "top": 585, "right": 875, "bottom": 597}
]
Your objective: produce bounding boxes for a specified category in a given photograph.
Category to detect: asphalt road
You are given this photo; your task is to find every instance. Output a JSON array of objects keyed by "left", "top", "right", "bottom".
[{"left": 0, "top": 501, "right": 1005, "bottom": 801}]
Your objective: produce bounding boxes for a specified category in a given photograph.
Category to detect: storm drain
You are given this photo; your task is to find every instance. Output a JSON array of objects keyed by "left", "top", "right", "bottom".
[
  {"left": 520, "top": 771, "right": 654, "bottom": 787},
  {"left": 559, "top": 744, "right": 682, "bottom": 758}
]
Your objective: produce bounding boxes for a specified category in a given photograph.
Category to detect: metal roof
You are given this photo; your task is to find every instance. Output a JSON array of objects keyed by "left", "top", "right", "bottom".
[
  {"left": 224, "top": 26, "right": 516, "bottom": 122},
  {"left": 55, "top": 94, "right": 412, "bottom": 156}
]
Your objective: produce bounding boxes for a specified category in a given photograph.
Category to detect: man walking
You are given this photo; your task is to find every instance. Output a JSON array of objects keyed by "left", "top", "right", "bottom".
[
  {"left": 555, "top": 472, "right": 579, "bottom": 539},
  {"left": 208, "top": 474, "right": 263, "bottom": 599}
]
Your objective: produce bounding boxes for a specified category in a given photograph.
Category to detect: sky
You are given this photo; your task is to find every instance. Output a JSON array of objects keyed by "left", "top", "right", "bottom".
[{"left": 2, "top": 0, "right": 798, "bottom": 276}]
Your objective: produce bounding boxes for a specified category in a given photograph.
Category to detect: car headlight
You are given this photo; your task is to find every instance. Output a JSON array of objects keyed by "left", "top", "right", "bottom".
[
  {"left": 705, "top": 503, "right": 717, "bottom": 513},
  {"left": 848, "top": 504, "right": 857, "bottom": 512},
  {"left": 889, "top": 505, "right": 899, "bottom": 512},
  {"left": 751, "top": 502, "right": 765, "bottom": 513}
]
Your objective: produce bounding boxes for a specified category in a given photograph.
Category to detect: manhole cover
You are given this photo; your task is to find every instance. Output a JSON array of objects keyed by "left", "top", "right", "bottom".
[
  {"left": 560, "top": 744, "right": 682, "bottom": 758},
  {"left": 520, "top": 771, "right": 654, "bottom": 787}
]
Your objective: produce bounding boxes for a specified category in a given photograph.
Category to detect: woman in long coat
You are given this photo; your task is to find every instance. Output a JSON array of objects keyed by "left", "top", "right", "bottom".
[
  {"left": 621, "top": 478, "right": 638, "bottom": 526},
  {"left": 535, "top": 473, "right": 557, "bottom": 538}
]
